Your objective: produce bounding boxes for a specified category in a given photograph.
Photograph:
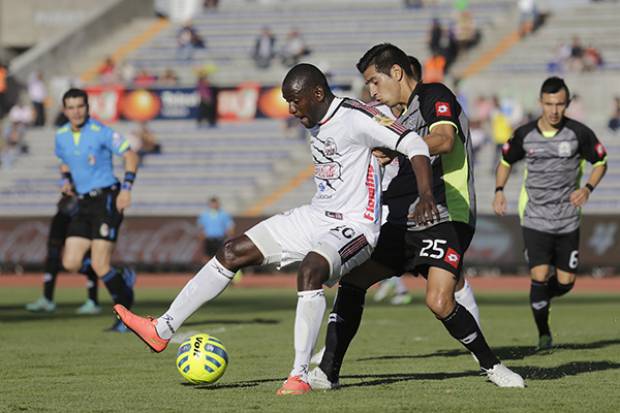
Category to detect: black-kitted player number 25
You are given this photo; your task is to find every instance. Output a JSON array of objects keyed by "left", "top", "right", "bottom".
[{"left": 419, "top": 239, "right": 447, "bottom": 259}]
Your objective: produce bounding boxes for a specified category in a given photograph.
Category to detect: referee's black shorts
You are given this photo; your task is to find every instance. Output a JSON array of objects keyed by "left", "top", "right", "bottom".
[
  {"left": 67, "top": 186, "right": 123, "bottom": 242},
  {"left": 371, "top": 221, "right": 474, "bottom": 280},
  {"left": 522, "top": 226, "right": 580, "bottom": 273}
]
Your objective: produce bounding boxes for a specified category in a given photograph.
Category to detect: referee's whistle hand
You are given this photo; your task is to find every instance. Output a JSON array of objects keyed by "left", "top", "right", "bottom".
[
  {"left": 116, "top": 190, "right": 131, "bottom": 212},
  {"left": 493, "top": 192, "right": 507, "bottom": 216}
]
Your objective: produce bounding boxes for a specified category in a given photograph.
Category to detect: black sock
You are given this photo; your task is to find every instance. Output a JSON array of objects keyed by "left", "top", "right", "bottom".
[
  {"left": 102, "top": 267, "right": 134, "bottom": 309},
  {"left": 79, "top": 257, "right": 99, "bottom": 304},
  {"left": 547, "top": 275, "right": 574, "bottom": 298},
  {"left": 530, "top": 280, "right": 551, "bottom": 337},
  {"left": 440, "top": 303, "right": 500, "bottom": 370},
  {"left": 42, "top": 244, "right": 63, "bottom": 301},
  {"left": 319, "top": 282, "right": 366, "bottom": 383}
]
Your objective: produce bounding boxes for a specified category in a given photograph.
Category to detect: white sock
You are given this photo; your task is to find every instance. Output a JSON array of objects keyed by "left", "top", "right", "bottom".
[
  {"left": 291, "top": 289, "right": 326, "bottom": 380},
  {"left": 455, "top": 279, "right": 481, "bottom": 327},
  {"left": 394, "top": 276, "right": 408, "bottom": 295},
  {"left": 156, "top": 258, "right": 234, "bottom": 339}
]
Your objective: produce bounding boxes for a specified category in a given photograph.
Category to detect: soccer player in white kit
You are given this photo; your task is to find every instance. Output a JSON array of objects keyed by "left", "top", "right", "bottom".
[{"left": 113, "top": 63, "right": 437, "bottom": 395}]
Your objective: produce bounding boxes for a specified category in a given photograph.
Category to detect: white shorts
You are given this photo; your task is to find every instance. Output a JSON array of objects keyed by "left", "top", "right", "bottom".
[{"left": 245, "top": 205, "right": 376, "bottom": 287}]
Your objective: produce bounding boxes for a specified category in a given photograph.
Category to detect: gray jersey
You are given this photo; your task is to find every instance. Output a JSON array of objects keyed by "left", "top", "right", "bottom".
[
  {"left": 502, "top": 118, "right": 607, "bottom": 234},
  {"left": 381, "top": 83, "right": 476, "bottom": 231}
]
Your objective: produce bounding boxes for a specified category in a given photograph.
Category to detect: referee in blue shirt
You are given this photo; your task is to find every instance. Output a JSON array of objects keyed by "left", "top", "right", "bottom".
[
  {"left": 197, "top": 197, "right": 235, "bottom": 261},
  {"left": 55, "top": 88, "right": 139, "bottom": 332}
]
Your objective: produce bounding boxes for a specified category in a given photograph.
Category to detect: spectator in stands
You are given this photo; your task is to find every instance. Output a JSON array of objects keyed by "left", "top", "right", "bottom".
[
  {"left": 176, "top": 23, "right": 205, "bottom": 60},
  {"left": 608, "top": 97, "right": 620, "bottom": 132},
  {"left": 203, "top": 0, "right": 219, "bottom": 10},
  {"left": 127, "top": 122, "right": 162, "bottom": 165},
  {"left": 252, "top": 26, "right": 277, "bottom": 69},
  {"left": 547, "top": 42, "right": 571, "bottom": 73},
  {"left": 159, "top": 68, "right": 179, "bottom": 86},
  {"left": 2, "top": 97, "right": 32, "bottom": 169},
  {"left": 441, "top": 24, "right": 459, "bottom": 72},
  {"left": 518, "top": 0, "right": 538, "bottom": 37},
  {"left": 583, "top": 45, "right": 604, "bottom": 71},
  {"left": 119, "top": 61, "right": 136, "bottom": 84},
  {"left": 568, "top": 36, "right": 585, "bottom": 71},
  {"left": 0, "top": 62, "right": 7, "bottom": 119},
  {"left": 28, "top": 71, "right": 47, "bottom": 127},
  {"left": 196, "top": 71, "right": 217, "bottom": 128},
  {"left": 455, "top": 10, "right": 481, "bottom": 51},
  {"left": 133, "top": 69, "right": 158, "bottom": 88},
  {"left": 280, "top": 29, "right": 310, "bottom": 67},
  {"left": 469, "top": 118, "right": 488, "bottom": 165},
  {"left": 423, "top": 51, "right": 446, "bottom": 83},
  {"left": 428, "top": 18, "right": 443, "bottom": 55},
  {"left": 197, "top": 196, "right": 235, "bottom": 262},
  {"left": 490, "top": 96, "right": 512, "bottom": 173},
  {"left": 97, "top": 56, "right": 117, "bottom": 83}
]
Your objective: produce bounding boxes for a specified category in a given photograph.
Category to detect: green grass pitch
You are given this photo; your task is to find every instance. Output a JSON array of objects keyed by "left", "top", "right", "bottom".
[{"left": 1, "top": 286, "right": 619, "bottom": 412}]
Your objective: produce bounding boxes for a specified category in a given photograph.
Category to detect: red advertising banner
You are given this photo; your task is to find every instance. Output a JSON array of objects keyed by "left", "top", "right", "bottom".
[{"left": 85, "top": 84, "right": 124, "bottom": 122}]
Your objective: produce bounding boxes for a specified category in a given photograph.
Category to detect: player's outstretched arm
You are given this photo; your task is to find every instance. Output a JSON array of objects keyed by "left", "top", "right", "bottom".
[
  {"left": 408, "top": 155, "right": 439, "bottom": 225},
  {"left": 493, "top": 162, "right": 511, "bottom": 216}
]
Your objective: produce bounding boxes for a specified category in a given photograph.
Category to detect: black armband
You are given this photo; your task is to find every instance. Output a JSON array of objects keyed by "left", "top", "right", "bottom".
[
  {"left": 122, "top": 171, "right": 136, "bottom": 191},
  {"left": 495, "top": 186, "right": 504, "bottom": 193}
]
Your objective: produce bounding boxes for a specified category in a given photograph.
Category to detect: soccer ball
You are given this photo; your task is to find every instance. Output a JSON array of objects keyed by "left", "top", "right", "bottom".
[{"left": 176, "top": 333, "right": 228, "bottom": 384}]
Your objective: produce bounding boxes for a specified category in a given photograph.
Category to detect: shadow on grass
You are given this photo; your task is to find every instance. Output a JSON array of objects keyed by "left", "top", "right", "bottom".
[
  {"left": 183, "top": 318, "right": 279, "bottom": 327},
  {"left": 515, "top": 360, "right": 620, "bottom": 380},
  {"left": 357, "top": 338, "right": 620, "bottom": 362}
]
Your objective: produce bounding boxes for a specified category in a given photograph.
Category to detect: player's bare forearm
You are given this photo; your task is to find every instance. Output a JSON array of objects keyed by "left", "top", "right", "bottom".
[
  {"left": 123, "top": 150, "right": 139, "bottom": 173},
  {"left": 495, "top": 162, "right": 512, "bottom": 188},
  {"left": 409, "top": 155, "right": 439, "bottom": 224},
  {"left": 586, "top": 163, "right": 607, "bottom": 189},
  {"left": 423, "top": 123, "right": 455, "bottom": 155}
]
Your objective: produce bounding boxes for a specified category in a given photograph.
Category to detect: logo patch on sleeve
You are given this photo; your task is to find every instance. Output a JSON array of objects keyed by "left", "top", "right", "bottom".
[
  {"left": 434, "top": 101, "right": 452, "bottom": 117},
  {"left": 444, "top": 247, "right": 460, "bottom": 269},
  {"left": 595, "top": 143, "right": 606, "bottom": 158},
  {"left": 501, "top": 142, "right": 510, "bottom": 155}
]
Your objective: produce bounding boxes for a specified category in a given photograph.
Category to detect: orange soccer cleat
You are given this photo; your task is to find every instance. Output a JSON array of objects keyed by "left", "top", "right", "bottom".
[
  {"left": 113, "top": 304, "right": 169, "bottom": 353},
  {"left": 275, "top": 375, "right": 312, "bottom": 395}
]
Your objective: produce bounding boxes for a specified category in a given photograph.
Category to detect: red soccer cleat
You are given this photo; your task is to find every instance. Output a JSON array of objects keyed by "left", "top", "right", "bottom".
[
  {"left": 113, "top": 304, "right": 169, "bottom": 353},
  {"left": 275, "top": 375, "right": 312, "bottom": 395}
]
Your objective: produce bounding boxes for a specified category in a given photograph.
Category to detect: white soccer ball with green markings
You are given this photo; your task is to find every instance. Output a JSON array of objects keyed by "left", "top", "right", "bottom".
[{"left": 176, "top": 333, "right": 228, "bottom": 384}]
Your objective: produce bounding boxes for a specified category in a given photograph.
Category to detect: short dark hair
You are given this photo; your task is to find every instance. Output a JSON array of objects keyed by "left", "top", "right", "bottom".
[
  {"left": 282, "top": 63, "right": 330, "bottom": 92},
  {"left": 357, "top": 43, "right": 413, "bottom": 77},
  {"left": 408, "top": 55, "right": 422, "bottom": 82},
  {"left": 62, "top": 88, "right": 89, "bottom": 107},
  {"left": 540, "top": 77, "right": 570, "bottom": 99}
]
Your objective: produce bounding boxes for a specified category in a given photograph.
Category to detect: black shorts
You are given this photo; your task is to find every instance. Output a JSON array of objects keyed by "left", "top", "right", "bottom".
[
  {"left": 48, "top": 209, "right": 72, "bottom": 246},
  {"left": 67, "top": 186, "right": 123, "bottom": 242},
  {"left": 371, "top": 221, "right": 474, "bottom": 280},
  {"left": 522, "top": 226, "right": 580, "bottom": 272},
  {"left": 204, "top": 237, "right": 224, "bottom": 257}
]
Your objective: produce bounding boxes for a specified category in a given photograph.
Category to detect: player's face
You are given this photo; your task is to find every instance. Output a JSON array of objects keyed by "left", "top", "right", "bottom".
[
  {"left": 363, "top": 65, "right": 401, "bottom": 107},
  {"left": 63, "top": 97, "right": 89, "bottom": 129},
  {"left": 282, "top": 85, "right": 320, "bottom": 128},
  {"left": 540, "top": 89, "right": 568, "bottom": 127}
]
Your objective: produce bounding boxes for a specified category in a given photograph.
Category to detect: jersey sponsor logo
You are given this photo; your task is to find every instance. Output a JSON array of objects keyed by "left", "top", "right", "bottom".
[
  {"left": 323, "top": 137, "right": 338, "bottom": 156},
  {"left": 372, "top": 113, "right": 395, "bottom": 127},
  {"left": 435, "top": 101, "right": 452, "bottom": 117},
  {"left": 444, "top": 247, "right": 460, "bottom": 269},
  {"left": 558, "top": 141, "right": 572, "bottom": 157},
  {"left": 315, "top": 162, "right": 341, "bottom": 180},
  {"left": 363, "top": 163, "right": 377, "bottom": 221},
  {"left": 595, "top": 143, "right": 606, "bottom": 158}
]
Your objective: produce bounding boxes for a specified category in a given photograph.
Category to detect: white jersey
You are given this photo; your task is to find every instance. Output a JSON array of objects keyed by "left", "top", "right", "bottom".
[{"left": 309, "top": 97, "right": 429, "bottom": 242}]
